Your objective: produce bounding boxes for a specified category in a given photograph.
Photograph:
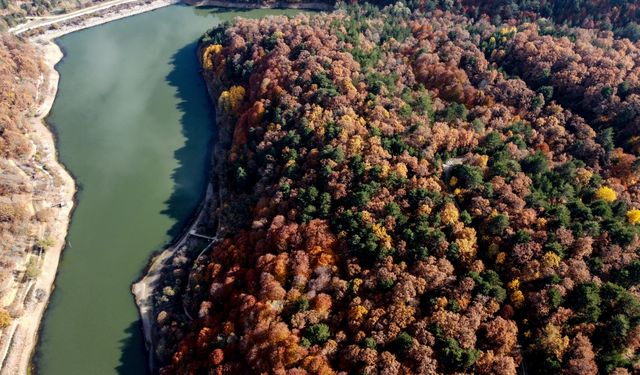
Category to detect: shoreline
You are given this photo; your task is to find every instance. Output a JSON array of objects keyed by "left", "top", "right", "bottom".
[
  {"left": 2, "top": 1, "right": 180, "bottom": 374},
  {"left": 0, "top": 42, "right": 75, "bottom": 375},
  {"left": 129, "top": 4, "right": 328, "bottom": 371},
  {"left": 131, "top": 182, "right": 215, "bottom": 373},
  {"left": 131, "top": 41, "right": 229, "bottom": 373},
  {"left": 3, "top": 1, "right": 332, "bottom": 373},
  {"left": 24, "top": 0, "right": 179, "bottom": 41}
]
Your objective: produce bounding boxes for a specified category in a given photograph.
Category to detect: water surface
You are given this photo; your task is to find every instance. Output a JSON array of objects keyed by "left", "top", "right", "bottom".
[{"left": 36, "top": 6, "right": 299, "bottom": 374}]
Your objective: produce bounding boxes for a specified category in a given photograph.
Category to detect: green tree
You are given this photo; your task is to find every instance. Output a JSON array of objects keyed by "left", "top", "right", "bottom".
[
  {"left": 363, "top": 337, "right": 377, "bottom": 349},
  {"left": 450, "top": 164, "right": 483, "bottom": 189},
  {"left": 521, "top": 151, "right": 549, "bottom": 175},
  {"left": 445, "top": 102, "right": 468, "bottom": 122},
  {"left": 294, "top": 297, "right": 309, "bottom": 312},
  {"left": 548, "top": 205, "right": 571, "bottom": 228},
  {"left": 470, "top": 270, "right": 507, "bottom": 303},
  {"left": 489, "top": 214, "right": 509, "bottom": 235},
  {"left": 537, "top": 85, "right": 554, "bottom": 101},
  {"left": 531, "top": 94, "right": 544, "bottom": 110},
  {"left": 416, "top": 89, "right": 433, "bottom": 117},
  {"left": 590, "top": 199, "right": 612, "bottom": 218},
  {"left": 319, "top": 192, "right": 332, "bottom": 217},
  {"left": 618, "top": 81, "right": 631, "bottom": 100},
  {"left": 601, "top": 85, "right": 613, "bottom": 98},
  {"left": 597, "top": 128, "right": 615, "bottom": 154},
  {"left": 391, "top": 332, "right": 413, "bottom": 354},
  {"left": 479, "top": 131, "right": 503, "bottom": 154},
  {"left": 608, "top": 314, "right": 630, "bottom": 345},
  {"left": 304, "top": 323, "right": 331, "bottom": 345},
  {"left": 433, "top": 326, "right": 481, "bottom": 371},
  {"left": 572, "top": 282, "right": 601, "bottom": 323},
  {"left": 379, "top": 278, "right": 395, "bottom": 290},
  {"left": 549, "top": 287, "right": 562, "bottom": 309},
  {"left": 513, "top": 229, "right": 532, "bottom": 243}
]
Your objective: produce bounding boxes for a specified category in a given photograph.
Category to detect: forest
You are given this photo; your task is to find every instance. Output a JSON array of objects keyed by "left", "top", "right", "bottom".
[{"left": 146, "top": 1, "right": 640, "bottom": 374}]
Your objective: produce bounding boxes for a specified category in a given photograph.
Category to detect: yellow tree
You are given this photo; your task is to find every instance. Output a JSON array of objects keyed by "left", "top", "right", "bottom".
[
  {"left": 595, "top": 186, "right": 617, "bottom": 202},
  {"left": 627, "top": 209, "right": 640, "bottom": 224}
]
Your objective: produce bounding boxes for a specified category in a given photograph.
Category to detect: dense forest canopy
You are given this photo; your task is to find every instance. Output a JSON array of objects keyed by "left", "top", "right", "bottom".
[
  {"left": 457, "top": 0, "right": 640, "bottom": 40},
  {"left": 147, "top": 1, "right": 640, "bottom": 374}
]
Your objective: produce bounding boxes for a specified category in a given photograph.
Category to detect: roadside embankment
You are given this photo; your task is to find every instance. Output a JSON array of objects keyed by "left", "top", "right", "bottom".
[{"left": 21, "top": 0, "right": 178, "bottom": 40}]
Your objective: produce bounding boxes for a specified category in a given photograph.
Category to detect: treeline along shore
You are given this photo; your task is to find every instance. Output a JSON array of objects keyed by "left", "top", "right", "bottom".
[{"left": 1, "top": 1, "right": 334, "bottom": 374}]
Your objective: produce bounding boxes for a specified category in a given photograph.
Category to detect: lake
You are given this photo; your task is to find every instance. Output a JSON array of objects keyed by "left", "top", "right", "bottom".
[{"left": 35, "top": 5, "right": 300, "bottom": 374}]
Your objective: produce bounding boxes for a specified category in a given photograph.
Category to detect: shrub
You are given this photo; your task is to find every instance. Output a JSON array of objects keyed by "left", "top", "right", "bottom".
[
  {"left": 26, "top": 258, "right": 39, "bottom": 279},
  {"left": 0, "top": 309, "right": 11, "bottom": 328}
]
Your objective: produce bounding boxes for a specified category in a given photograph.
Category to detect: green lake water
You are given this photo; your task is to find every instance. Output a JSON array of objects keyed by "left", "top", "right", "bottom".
[{"left": 35, "top": 6, "right": 299, "bottom": 374}]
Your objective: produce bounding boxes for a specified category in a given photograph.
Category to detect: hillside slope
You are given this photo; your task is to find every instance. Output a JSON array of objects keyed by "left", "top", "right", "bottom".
[
  {"left": 150, "top": 3, "right": 640, "bottom": 374},
  {"left": 0, "top": 33, "right": 75, "bottom": 373}
]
